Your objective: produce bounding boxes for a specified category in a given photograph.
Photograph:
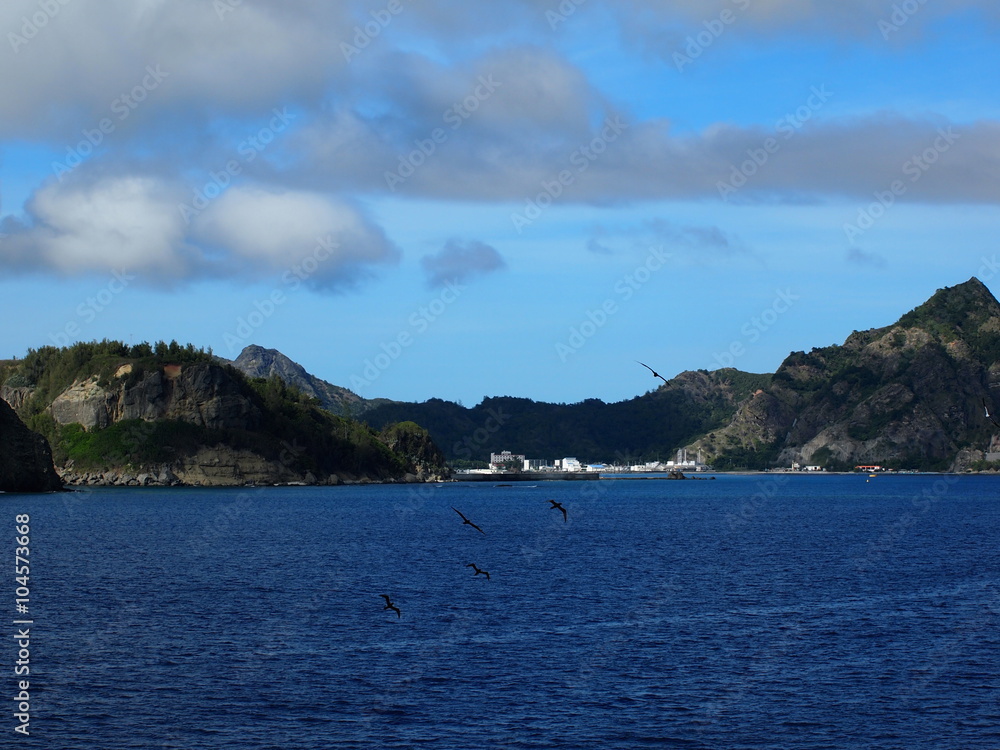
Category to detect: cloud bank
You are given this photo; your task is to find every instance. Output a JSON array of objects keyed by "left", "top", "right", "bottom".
[{"left": 2, "top": 0, "right": 998, "bottom": 285}]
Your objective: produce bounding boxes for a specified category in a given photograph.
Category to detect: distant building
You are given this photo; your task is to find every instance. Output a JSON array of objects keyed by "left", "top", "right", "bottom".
[
  {"left": 560, "top": 457, "right": 582, "bottom": 471},
  {"left": 664, "top": 448, "right": 710, "bottom": 472},
  {"left": 491, "top": 450, "right": 525, "bottom": 470},
  {"left": 523, "top": 458, "right": 553, "bottom": 471}
]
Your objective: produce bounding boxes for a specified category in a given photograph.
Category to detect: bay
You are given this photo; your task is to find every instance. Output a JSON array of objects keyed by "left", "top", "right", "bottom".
[{"left": 5, "top": 474, "right": 1000, "bottom": 749}]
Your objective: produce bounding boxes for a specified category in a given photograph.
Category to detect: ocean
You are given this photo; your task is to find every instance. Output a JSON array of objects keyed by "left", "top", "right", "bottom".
[{"left": 5, "top": 474, "right": 999, "bottom": 749}]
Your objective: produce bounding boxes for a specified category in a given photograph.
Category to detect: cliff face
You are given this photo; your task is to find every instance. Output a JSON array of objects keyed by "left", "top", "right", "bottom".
[
  {"left": 379, "top": 421, "right": 451, "bottom": 480},
  {"left": 0, "top": 399, "right": 63, "bottom": 492},
  {"left": 2, "top": 346, "right": 432, "bottom": 487},
  {"left": 692, "top": 278, "right": 1000, "bottom": 470},
  {"left": 47, "top": 363, "right": 262, "bottom": 431}
]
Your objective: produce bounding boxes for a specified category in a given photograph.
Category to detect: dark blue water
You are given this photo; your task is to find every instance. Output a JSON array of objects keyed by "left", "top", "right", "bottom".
[{"left": 4, "top": 474, "right": 999, "bottom": 748}]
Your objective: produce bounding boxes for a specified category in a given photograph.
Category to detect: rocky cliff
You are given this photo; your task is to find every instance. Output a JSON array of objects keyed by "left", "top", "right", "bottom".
[
  {"left": 47, "top": 362, "right": 262, "bottom": 431},
  {"left": 379, "top": 421, "right": 451, "bottom": 480},
  {"left": 690, "top": 278, "right": 1000, "bottom": 470},
  {"left": 0, "top": 399, "right": 63, "bottom": 492},
  {"left": 1, "top": 342, "right": 444, "bottom": 486}
]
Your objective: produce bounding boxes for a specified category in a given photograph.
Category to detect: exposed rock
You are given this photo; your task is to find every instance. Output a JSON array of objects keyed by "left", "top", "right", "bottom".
[
  {"left": 0, "top": 399, "right": 63, "bottom": 492},
  {"left": 1, "top": 386, "right": 33, "bottom": 411},
  {"left": 47, "top": 363, "right": 262, "bottom": 431},
  {"left": 228, "top": 344, "right": 393, "bottom": 416},
  {"left": 55, "top": 444, "right": 363, "bottom": 488},
  {"left": 689, "top": 278, "right": 1000, "bottom": 470},
  {"left": 379, "top": 421, "right": 451, "bottom": 480},
  {"left": 49, "top": 377, "right": 114, "bottom": 430}
]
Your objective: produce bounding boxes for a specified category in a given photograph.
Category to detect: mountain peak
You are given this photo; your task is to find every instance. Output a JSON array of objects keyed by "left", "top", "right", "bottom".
[
  {"left": 230, "top": 345, "right": 386, "bottom": 416},
  {"left": 235, "top": 345, "right": 307, "bottom": 376},
  {"left": 897, "top": 276, "right": 1000, "bottom": 332}
]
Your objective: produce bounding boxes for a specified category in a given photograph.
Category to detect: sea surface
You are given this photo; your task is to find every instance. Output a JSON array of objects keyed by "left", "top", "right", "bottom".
[{"left": 4, "top": 474, "right": 1000, "bottom": 749}]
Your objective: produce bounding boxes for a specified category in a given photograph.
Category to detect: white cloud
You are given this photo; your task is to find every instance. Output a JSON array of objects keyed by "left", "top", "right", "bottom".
[
  {"left": 0, "top": 175, "right": 194, "bottom": 277},
  {"left": 193, "top": 185, "right": 399, "bottom": 288},
  {"left": 0, "top": 175, "right": 398, "bottom": 289}
]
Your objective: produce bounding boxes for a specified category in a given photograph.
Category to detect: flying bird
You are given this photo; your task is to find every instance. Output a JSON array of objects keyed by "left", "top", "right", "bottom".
[
  {"left": 636, "top": 360, "right": 668, "bottom": 385},
  {"left": 983, "top": 398, "right": 1000, "bottom": 427},
  {"left": 465, "top": 563, "right": 491, "bottom": 580},
  {"left": 548, "top": 499, "right": 568, "bottom": 522},
  {"left": 452, "top": 507, "right": 486, "bottom": 535},
  {"left": 380, "top": 594, "right": 400, "bottom": 618}
]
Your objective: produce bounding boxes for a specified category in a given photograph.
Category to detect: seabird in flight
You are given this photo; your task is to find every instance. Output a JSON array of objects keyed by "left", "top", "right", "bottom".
[
  {"left": 548, "top": 499, "right": 568, "bottom": 522},
  {"left": 380, "top": 594, "right": 401, "bottom": 618},
  {"left": 983, "top": 398, "right": 1000, "bottom": 427},
  {"left": 465, "top": 563, "right": 491, "bottom": 580},
  {"left": 636, "top": 360, "right": 668, "bottom": 385},
  {"left": 452, "top": 507, "right": 486, "bottom": 535}
]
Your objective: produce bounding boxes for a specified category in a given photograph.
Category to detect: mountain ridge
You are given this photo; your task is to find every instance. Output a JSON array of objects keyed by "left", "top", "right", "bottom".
[
  {"left": 0, "top": 342, "right": 448, "bottom": 486},
  {"left": 5, "top": 277, "right": 998, "bottom": 476},
  {"left": 223, "top": 345, "right": 393, "bottom": 416},
  {"left": 689, "top": 277, "right": 1000, "bottom": 470}
]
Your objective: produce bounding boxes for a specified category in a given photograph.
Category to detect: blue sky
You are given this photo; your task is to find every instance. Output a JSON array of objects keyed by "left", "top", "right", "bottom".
[{"left": 2, "top": 0, "right": 999, "bottom": 406}]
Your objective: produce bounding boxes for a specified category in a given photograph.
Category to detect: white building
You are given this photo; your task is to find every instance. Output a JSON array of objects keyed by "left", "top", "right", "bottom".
[
  {"left": 490, "top": 450, "right": 525, "bottom": 470},
  {"left": 523, "top": 458, "right": 553, "bottom": 471}
]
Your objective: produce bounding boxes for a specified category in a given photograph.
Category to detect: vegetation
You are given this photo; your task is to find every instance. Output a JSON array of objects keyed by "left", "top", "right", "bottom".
[
  {"left": 362, "top": 370, "right": 772, "bottom": 465},
  {"left": 6, "top": 277, "right": 1000, "bottom": 475},
  {"left": 703, "top": 279, "right": 1000, "bottom": 471},
  {"left": 1, "top": 340, "right": 429, "bottom": 479}
]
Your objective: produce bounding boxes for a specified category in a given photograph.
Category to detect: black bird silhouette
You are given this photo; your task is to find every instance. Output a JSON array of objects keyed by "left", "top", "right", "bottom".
[
  {"left": 636, "top": 360, "right": 668, "bottom": 385},
  {"left": 380, "top": 594, "right": 400, "bottom": 618},
  {"left": 465, "top": 563, "right": 491, "bottom": 580},
  {"left": 452, "top": 507, "right": 486, "bottom": 535},
  {"left": 548, "top": 499, "right": 568, "bottom": 522},
  {"left": 983, "top": 398, "right": 1000, "bottom": 427}
]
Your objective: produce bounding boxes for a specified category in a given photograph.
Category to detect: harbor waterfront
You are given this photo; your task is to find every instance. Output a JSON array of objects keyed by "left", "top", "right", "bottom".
[{"left": 452, "top": 470, "right": 601, "bottom": 482}]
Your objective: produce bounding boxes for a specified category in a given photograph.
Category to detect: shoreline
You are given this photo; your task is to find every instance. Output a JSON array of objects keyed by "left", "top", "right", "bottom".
[{"left": 46, "top": 468, "right": 1000, "bottom": 490}]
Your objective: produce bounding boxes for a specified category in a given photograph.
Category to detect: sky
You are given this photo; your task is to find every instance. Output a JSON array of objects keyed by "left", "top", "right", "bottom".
[{"left": 1, "top": 0, "right": 999, "bottom": 407}]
